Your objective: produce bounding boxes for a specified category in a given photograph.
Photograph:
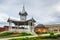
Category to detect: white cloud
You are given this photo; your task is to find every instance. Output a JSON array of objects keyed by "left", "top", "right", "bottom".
[
  {"left": 51, "top": 3, "right": 60, "bottom": 12},
  {"left": 0, "top": 13, "right": 9, "bottom": 22},
  {"left": 0, "top": 0, "right": 60, "bottom": 25}
]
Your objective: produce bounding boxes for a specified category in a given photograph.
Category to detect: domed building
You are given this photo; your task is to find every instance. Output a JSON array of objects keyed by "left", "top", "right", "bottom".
[{"left": 34, "top": 24, "right": 48, "bottom": 33}]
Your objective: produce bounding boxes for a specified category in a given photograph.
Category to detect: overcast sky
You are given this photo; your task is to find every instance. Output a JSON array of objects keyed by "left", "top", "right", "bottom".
[{"left": 0, "top": 0, "right": 60, "bottom": 26}]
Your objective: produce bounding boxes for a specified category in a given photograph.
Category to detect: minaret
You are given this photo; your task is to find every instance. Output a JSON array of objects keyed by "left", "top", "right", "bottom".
[{"left": 19, "top": 5, "right": 28, "bottom": 21}]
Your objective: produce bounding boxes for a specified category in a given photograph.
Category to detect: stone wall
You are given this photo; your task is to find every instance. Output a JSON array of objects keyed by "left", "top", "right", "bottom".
[
  {"left": 0, "top": 26, "right": 9, "bottom": 32},
  {"left": 45, "top": 24, "right": 60, "bottom": 33}
]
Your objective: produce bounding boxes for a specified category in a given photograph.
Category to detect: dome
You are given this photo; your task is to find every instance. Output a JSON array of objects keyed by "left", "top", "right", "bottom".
[{"left": 36, "top": 24, "right": 45, "bottom": 27}]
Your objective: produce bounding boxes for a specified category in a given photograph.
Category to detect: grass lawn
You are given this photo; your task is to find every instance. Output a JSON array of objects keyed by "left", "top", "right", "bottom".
[
  {"left": 10, "top": 33, "right": 60, "bottom": 40},
  {"left": 10, "top": 37, "right": 45, "bottom": 40},
  {"left": 0, "top": 32, "right": 32, "bottom": 38}
]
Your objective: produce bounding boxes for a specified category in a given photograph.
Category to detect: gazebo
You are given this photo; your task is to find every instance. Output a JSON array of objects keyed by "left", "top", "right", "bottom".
[{"left": 7, "top": 5, "right": 36, "bottom": 33}]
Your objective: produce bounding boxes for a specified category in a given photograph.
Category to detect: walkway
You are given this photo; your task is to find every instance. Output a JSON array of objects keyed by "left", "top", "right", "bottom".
[{"left": 0, "top": 36, "right": 38, "bottom": 40}]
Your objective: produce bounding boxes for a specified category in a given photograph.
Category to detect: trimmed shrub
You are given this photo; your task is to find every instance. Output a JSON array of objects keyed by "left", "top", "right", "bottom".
[
  {"left": 35, "top": 32, "right": 48, "bottom": 34},
  {"left": 50, "top": 32, "right": 54, "bottom": 36},
  {"left": 20, "top": 32, "right": 32, "bottom": 36}
]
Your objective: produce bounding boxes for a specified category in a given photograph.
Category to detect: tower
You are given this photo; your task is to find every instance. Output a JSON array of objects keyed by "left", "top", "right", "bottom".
[{"left": 19, "top": 5, "right": 28, "bottom": 21}]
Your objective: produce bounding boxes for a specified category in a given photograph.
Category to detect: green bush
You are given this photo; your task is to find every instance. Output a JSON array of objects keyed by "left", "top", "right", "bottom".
[
  {"left": 35, "top": 32, "right": 48, "bottom": 34},
  {"left": 50, "top": 32, "right": 54, "bottom": 36},
  {"left": 40, "top": 35, "right": 58, "bottom": 39},
  {"left": 20, "top": 32, "right": 32, "bottom": 36},
  {"left": 56, "top": 34, "right": 60, "bottom": 37}
]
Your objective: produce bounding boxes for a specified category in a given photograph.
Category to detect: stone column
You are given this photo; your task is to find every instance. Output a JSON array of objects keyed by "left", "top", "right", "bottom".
[
  {"left": 17, "top": 25, "right": 19, "bottom": 33},
  {"left": 58, "top": 27, "right": 59, "bottom": 33},
  {"left": 9, "top": 21, "right": 12, "bottom": 32},
  {"left": 28, "top": 21, "right": 35, "bottom": 32},
  {"left": 28, "top": 21, "right": 31, "bottom": 32},
  {"left": 14, "top": 25, "right": 16, "bottom": 33},
  {"left": 17, "top": 23, "right": 20, "bottom": 33},
  {"left": 31, "top": 22, "right": 35, "bottom": 32},
  {"left": 15, "top": 25, "right": 19, "bottom": 33}
]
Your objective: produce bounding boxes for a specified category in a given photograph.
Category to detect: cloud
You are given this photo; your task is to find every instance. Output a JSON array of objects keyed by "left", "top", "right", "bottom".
[
  {"left": 0, "top": 13, "right": 9, "bottom": 22},
  {"left": 0, "top": 0, "right": 60, "bottom": 25},
  {"left": 0, "top": 12, "right": 20, "bottom": 26}
]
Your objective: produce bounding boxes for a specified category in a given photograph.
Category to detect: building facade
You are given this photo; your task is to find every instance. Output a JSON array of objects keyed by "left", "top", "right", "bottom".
[
  {"left": 45, "top": 24, "right": 60, "bottom": 33},
  {"left": 34, "top": 24, "right": 48, "bottom": 33}
]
